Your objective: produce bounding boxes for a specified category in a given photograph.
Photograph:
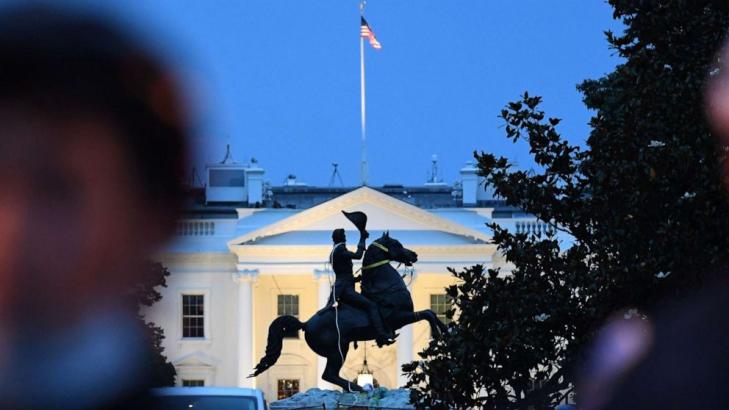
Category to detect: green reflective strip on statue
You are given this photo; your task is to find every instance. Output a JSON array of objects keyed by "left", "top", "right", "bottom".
[
  {"left": 372, "top": 242, "right": 388, "bottom": 252},
  {"left": 362, "top": 259, "right": 390, "bottom": 270}
]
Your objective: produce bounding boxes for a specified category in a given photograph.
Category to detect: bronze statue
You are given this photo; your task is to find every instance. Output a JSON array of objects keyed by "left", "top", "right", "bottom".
[
  {"left": 250, "top": 211, "right": 448, "bottom": 392},
  {"left": 330, "top": 211, "right": 394, "bottom": 347}
]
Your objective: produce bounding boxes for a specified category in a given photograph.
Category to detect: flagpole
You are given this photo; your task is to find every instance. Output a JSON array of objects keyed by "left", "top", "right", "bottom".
[{"left": 359, "top": 1, "right": 368, "bottom": 186}]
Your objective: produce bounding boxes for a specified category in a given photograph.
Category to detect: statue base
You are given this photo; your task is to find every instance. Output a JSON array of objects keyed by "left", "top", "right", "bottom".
[{"left": 270, "top": 387, "right": 414, "bottom": 409}]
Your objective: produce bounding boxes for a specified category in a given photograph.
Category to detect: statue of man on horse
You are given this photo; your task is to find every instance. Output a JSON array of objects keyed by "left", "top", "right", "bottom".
[
  {"left": 329, "top": 211, "right": 395, "bottom": 347},
  {"left": 250, "top": 210, "right": 448, "bottom": 392}
]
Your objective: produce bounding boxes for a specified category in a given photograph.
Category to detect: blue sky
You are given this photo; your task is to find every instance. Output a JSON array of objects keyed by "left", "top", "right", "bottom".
[{"left": 79, "top": 1, "right": 623, "bottom": 186}]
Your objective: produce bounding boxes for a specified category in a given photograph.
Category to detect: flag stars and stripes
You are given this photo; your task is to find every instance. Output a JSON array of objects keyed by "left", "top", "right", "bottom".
[{"left": 360, "top": 16, "right": 381, "bottom": 50}]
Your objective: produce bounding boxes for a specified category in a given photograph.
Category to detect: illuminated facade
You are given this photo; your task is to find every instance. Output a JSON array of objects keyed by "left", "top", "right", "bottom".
[{"left": 144, "top": 158, "right": 551, "bottom": 401}]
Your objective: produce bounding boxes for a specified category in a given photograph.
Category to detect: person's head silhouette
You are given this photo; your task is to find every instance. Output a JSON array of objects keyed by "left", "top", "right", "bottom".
[{"left": 0, "top": 4, "right": 191, "bottom": 408}]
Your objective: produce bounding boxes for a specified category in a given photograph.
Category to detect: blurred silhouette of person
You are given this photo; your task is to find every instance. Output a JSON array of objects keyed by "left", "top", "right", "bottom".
[
  {"left": 0, "top": 4, "right": 190, "bottom": 409},
  {"left": 578, "top": 43, "right": 729, "bottom": 410}
]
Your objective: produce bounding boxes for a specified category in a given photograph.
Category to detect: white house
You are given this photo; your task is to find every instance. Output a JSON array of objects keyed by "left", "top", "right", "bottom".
[{"left": 144, "top": 160, "right": 552, "bottom": 401}]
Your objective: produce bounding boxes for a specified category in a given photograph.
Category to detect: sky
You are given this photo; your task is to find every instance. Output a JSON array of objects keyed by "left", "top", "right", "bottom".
[{"left": 72, "top": 0, "right": 624, "bottom": 186}]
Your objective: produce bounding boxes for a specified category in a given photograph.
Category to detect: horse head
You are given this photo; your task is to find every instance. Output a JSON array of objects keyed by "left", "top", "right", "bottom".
[{"left": 373, "top": 231, "right": 418, "bottom": 266}]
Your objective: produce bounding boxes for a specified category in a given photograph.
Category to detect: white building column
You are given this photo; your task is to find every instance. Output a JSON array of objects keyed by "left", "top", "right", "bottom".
[
  {"left": 233, "top": 269, "right": 259, "bottom": 388},
  {"left": 314, "top": 269, "right": 332, "bottom": 311},
  {"left": 396, "top": 269, "right": 417, "bottom": 388},
  {"left": 314, "top": 269, "right": 334, "bottom": 389}
]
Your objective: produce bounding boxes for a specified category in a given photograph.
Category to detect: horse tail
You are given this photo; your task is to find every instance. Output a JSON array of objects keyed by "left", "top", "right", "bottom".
[{"left": 248, "top": 315, "right": 305, "bottom": 377}]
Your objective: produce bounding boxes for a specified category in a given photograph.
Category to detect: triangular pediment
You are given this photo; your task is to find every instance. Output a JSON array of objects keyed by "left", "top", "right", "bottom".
[
  {"left": 228, "top": 187, "right": 489, "bottom": 247},
  {"left": 172, "top": 351, "right": 218, "bottom": 368}
]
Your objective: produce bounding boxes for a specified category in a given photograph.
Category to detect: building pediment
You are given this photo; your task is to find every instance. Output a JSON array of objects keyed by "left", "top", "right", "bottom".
[
  {"left": 227, "top": 187, "right": 489, "bottom": 249},
  {"left": 172, "top": 351, "right": 218, "bottom": 368}
]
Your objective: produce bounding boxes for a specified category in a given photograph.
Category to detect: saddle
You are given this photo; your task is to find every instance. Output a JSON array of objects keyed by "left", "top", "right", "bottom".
[{"left": 316, "top": 292, "right": 396, "bottom": 337}]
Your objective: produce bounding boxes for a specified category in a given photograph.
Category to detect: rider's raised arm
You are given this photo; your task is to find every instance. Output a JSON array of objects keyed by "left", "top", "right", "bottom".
[
  {"left": 343, "top": 236, "right": 366, "bottom": 260},
  {"left": 342, "top": 234, "right": 366, "bottom": 260}
]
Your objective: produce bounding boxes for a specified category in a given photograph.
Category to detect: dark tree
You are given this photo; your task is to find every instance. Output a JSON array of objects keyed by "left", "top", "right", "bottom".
[
  {"left": 128, "top": 261, "right": 177, "bottom": 387},
  {"left": 404, "top": 1, "right": 729, "bottom": 409}
]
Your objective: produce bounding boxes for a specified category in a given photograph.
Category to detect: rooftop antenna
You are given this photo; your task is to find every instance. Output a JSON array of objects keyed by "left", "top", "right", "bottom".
[
  {"left": 220, "top": 143, "right": 236, "bottom": 164},
  {"left": 329, "top": 163, "right": 344, "bottom": 187},
  {"left": 428, "top": 154, "right": 442, "bottom": 183}
]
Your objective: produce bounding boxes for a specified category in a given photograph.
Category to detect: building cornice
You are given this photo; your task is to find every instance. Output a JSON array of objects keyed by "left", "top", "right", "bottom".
[
  {"left": 231, "top": 243, "right": 496, "bottom": 263},
  {"left": 232, "top": 269, "right": 259, "bottom": 283},
  {"left": 227, "top": 186, "right": 491, "bottom": 249},
  {"left": 154, "top": 252, "right": 237, "bottom": 273}
]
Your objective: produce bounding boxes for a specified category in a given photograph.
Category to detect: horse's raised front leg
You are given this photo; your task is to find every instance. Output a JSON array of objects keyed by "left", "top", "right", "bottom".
[
  {"left": 321, "top": 345, "right": 363, "bottom": 393},
  {"left": 418, "top": 309, "right": 448, "bottom": 336},
  {"left": 388, "top": 309, "right": 447, "bottom": 337}
]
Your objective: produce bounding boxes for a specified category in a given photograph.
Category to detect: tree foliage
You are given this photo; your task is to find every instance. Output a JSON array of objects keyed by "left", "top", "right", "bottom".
[
  {"left": 128, "top": 261, "right": 177, "bottom": 387},
  {"left": 404, "top": 1, "right": 729, "bottom": 408}
]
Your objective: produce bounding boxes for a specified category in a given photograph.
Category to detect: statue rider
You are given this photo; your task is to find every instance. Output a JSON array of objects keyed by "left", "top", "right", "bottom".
[{"left": 330, "top": 228, "right": 395, "bottom": 347}]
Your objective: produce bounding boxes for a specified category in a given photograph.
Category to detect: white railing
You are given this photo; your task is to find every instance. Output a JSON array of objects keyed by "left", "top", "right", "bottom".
[
  {"left": 176, "top": 220, "right": 216, "bottom": 236},
  {"left": 515, "top": 221, "right": 553, "bottom": 235}
]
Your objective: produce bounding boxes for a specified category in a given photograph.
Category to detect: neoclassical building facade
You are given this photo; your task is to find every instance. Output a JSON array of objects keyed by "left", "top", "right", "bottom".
[{"left": 144, "top": 159, "right": 548, "bottom": 401}]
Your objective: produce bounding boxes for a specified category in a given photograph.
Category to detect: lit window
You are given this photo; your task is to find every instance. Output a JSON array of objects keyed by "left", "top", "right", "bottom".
[
  {"left": 277, "top": 294, "right": 299, "bottom": 338},
  {"left": 430, "top": 294, "right": 453, "bottom": 325},
  {"left": 182, "top": 379, "right": 205, "bottom": 387},
  {"left": 182, "top": 294, "right": 205, "bottom": 338},
  {"left": 277, "top": 379, "right": 300, "bottom": 400}
]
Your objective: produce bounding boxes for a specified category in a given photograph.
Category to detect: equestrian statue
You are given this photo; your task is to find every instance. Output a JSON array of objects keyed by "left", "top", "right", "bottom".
[{"left": 250, "top": 210, "right": 448, "bottom": 392}]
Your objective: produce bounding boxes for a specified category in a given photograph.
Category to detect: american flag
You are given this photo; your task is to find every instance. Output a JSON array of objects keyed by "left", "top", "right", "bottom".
[{"left": 360, "top": 17, "right": 381, "bottom": 50}]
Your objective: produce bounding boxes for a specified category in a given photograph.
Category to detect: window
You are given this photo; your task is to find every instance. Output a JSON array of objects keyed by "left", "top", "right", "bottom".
[
  {"left": 277, "top": 379, "right": 300, "bottom": 400},
  {"left": 182, "top": 294, "right": 205, "bottom": 338},
  {"left": 430, "top": 294, "right": 453, "bottom": 325},
  {"left": 209, "top": 169, "right": 245, "bottom": 187},
  {"left": 277, "top": 294, "right": 299, "bottom": 338},
  {"left": 182, "top": 379, "right": 205, "bottom": 387}
]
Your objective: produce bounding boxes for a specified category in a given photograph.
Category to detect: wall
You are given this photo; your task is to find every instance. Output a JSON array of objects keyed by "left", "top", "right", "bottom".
[
  {"left": 411, "top": 273, "right": 461, "bottom": 359},
  {"left": 253, "top": 274, "right": 320, "bottom": 400},
  {"left": 144, "top": 252, "right": 239, "bottom": 386}
]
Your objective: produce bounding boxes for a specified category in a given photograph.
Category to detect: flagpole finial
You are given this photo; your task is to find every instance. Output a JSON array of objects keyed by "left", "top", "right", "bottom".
[{"left": 359, "top": 0, "right": 366, "bottom": 14}]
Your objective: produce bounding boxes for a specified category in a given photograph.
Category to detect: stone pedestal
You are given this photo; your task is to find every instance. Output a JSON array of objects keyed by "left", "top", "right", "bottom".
[{"left": 270, "top": 388, "right": 414, "bottom": 409}]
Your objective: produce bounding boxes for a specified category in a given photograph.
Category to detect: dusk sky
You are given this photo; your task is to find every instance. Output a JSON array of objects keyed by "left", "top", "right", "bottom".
[{"left": 77, "top": 0, "right": 624, "bottom": 186}]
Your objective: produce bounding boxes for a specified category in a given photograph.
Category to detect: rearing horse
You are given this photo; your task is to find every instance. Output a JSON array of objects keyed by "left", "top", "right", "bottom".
[{"left": 250, "top": 232, "right": 448, "bottom": 392}]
